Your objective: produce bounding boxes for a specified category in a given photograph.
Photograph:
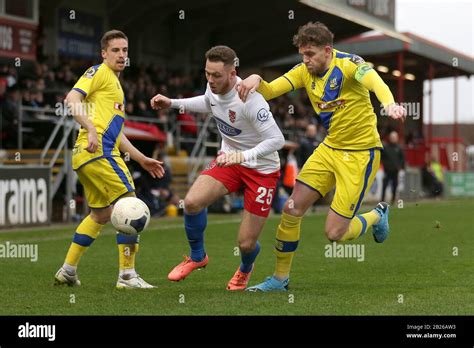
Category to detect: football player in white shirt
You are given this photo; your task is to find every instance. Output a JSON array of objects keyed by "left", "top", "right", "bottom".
[{"left": 150, "top": 46, "right": 285, "bottom": 290}]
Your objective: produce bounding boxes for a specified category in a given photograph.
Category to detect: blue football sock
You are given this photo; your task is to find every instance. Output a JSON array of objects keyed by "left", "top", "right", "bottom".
[
  {"left": 116, "top": 233, "right": 139, "bottom": 245},
  {"left": 239, "top": 241, "right": 260, "bottom": 273},
  {"left": 184, "top": 209, "right": 207, "bottom": 262}
]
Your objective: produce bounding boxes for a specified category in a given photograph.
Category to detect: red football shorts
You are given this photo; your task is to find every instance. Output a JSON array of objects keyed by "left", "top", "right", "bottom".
[{"left": 201, "top": 160, "right": 280, "bottom": 217}]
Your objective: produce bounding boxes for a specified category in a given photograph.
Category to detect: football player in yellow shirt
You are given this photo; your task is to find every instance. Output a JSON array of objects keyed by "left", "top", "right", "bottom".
[
  {"left": 238, "top": 22, "right": 406, "bottom": 291},
  {"left": 54, "top": 30, "right": 164, "bottom": 289}
]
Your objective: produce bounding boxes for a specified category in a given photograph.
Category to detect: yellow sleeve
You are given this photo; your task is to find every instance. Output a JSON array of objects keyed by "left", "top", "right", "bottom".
[
  {"left": 359, "top": 69, "right": 395, "bottom": 108},
  {"left": 257, "top": 63, "right": 305, "bottom": 100},
  {"left": 72, "top": 65, "right": 106, "bottom": 97},
  {"left": 343, "top": 55, "right": 395, "bottom": 108}
]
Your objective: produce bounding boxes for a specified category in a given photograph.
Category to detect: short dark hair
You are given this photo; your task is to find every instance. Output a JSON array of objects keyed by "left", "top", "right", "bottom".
[
  {"left": 101, "top": 30, "right": 128, "bottom": 50},
  {"left": 205, "top": 45, "right": 237, "bottom": 67},
  {"left": 292, "top": 22, "right": 334, "bottom": 48}
]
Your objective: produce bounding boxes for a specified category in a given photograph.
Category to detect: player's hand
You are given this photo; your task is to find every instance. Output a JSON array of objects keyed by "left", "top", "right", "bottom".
[
  {"left": 140, "top": 157, "right": 165, "bottom": 179},
  {"left": 86, "top": 128, "right": 98, "bottom": 153},
  {"left": 216, "top": 152, "right": 245, "bottom": 167},
  {"left": 150, "top": 94, "right": 171, "bottom": 110},
  {"left": 236, "top": 74, "right": 262, "bottom": 102},
  {"left": 386, "top": 103, "right": 407, "bottom": 122}
]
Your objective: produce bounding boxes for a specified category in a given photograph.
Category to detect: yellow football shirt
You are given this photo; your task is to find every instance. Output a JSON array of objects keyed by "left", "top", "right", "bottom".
[
  {"left": 258, "top": 49, "right": 389, "bottom": 150},
  {"left": 71, "top": 63, "right": 126, "bottom": 170}
]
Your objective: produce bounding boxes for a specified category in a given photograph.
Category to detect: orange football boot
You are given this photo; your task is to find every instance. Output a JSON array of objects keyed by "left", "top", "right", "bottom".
[
  {"left": 226, "top": 265, "right": 253, "bottom": 291},
  {"left": 168, "top": 255, "right": 209, "bottom": 281}
]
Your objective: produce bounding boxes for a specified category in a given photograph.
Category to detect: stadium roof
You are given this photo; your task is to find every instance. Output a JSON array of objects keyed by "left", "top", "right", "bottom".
[
  {"left": 300, "top": 0, "right": 411, "bottom": 42},
  {"left": 37, "top": 0, "right": 409, "bottom": 67},
  {"left": 103, "top": 0, "right": 408, "bottom": 66},
  {"left": 263, "top": 32, "right": 474, "bottom": 79}
]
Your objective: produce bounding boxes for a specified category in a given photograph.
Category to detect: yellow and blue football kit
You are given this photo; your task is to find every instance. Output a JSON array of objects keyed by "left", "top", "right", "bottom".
[
  {"left": 72, "top": 63, "right": 134, "bottom": 208},
  {"left": 256, "top": 49, "right": 396, "bottom": 280},
  {"left": 258, "top": 49, "right": 393, "bottom": 218},
  {"left": 59, "top": 62, "right": 139, "bottom": 281}
]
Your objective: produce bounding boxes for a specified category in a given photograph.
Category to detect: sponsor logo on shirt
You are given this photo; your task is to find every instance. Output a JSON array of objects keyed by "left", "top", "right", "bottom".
[
  {"left": 318, "top": 99, "right": 345, "bottom": 110},
  {"left": 213, "top": 116, "right": 242, "bottom": 136}
]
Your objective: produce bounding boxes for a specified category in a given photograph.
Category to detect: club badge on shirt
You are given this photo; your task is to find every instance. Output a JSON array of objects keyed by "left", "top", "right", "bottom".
[
  {"left": 84, "top": 66, "right": 98, "bottom": 79},
  {"left": 229, "top": 109, "right": 236, "bottom": 123},
  {"left": 257, "top": 108, "right": 269, "bottom": 122}
]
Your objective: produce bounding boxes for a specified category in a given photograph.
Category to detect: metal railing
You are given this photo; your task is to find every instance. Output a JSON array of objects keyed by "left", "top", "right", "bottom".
[
  {"left": 188, "top": 115, "right": 220, "bottom": 184},
  {"left": 15, "top": 104, "right": 205, "bottom": 155},
  {"left": 13, "top": 104, "right": 301, "bottom": 202},
  {"left": 21, "top": 106, "right": 77, "bottom": 221}
]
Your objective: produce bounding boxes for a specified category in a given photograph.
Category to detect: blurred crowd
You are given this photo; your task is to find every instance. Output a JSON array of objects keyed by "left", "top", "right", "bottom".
[
  {"left": 0, "top": 60, "right": 333, "bottom": 150},
  {"left": 1, "top": 59, "right": 419, "bottom": 175},
  {"left": 1, "top": 59, "right": 437, "bottom": 216}
]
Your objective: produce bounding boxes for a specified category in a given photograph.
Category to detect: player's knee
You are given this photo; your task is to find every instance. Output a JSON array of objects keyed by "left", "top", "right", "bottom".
[
  {"left": 238, "top": 240, "right": 256, "bottom": 254},
  {"left": 325, "top": 226, "right": 346, "bottom": 242},
  {"left": 283, "top": 201, "right": 305, "bottom": 217},
  {"left": 183, "top": 196, "right": 204, "bottom": 214},
  {"left": 90, "top": 211, "right": 110, "bottom": 225}
]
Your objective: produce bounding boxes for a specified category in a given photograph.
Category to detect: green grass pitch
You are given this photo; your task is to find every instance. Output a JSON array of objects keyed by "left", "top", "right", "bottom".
[{"left": 0, "top": 199, "right": 473, "bottom": 315}]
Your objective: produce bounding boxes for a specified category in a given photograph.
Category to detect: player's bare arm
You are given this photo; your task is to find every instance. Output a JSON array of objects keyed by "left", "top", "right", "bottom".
[
  {"left": 65, "top": 89, "right": 98, "bottom": 153},
  {"left": 119, "top": 133, "right": 165, "bottom": 179}
]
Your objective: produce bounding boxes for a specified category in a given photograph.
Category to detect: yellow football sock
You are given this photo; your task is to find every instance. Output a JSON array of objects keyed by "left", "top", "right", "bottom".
[
  {"left": 117, "top": 244, "right": 138, "bottom": 271},
  {"left": 64, "top": 215, "right": 103, "bottom": 267},
  {"left": 116, "top": 231, "right": 140, "bottom": 272},
  {"left": 274, "top": 212, "right": 302, "bottom": 279},
  {"left": 339, "top": 210, "right": 380, "bottom": 242},
  {"left": 64, "top": 243, "right": 87, "bottom": 267}
]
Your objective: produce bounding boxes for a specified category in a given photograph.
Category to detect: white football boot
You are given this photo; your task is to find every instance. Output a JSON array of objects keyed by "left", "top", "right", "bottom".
[
  {"left": 116, "top": 274, "right": 155, "bottom": 289},
  {"left": 54, "top": 267, "right": 81, "bottom": 286}
]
